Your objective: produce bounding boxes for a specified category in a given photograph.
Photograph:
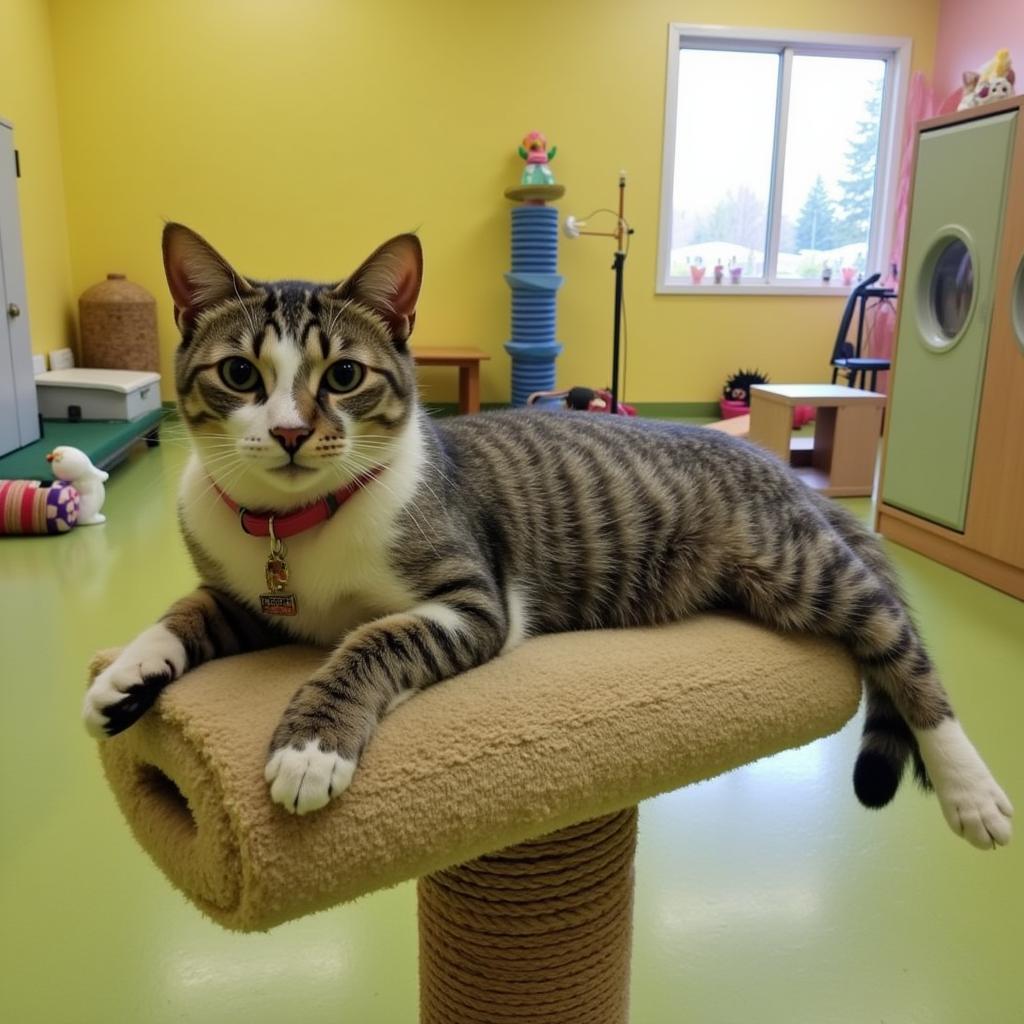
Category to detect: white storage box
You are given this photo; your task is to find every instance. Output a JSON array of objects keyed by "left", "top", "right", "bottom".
[{"left": 35, "top": 368, "right": 162, "bottom": 422}]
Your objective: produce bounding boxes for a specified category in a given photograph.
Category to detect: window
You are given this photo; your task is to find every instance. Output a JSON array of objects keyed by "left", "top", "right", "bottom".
[{"left": 658, "top": 26, "right": 910, "bottom": 294}]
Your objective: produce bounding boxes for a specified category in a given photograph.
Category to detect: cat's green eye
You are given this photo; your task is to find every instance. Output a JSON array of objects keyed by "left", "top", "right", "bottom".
[
  {"left": 322, "top": 360, "right": 366, "bottom": 395},
  {"left": 219, "top": 357, "right": 261, "bottom": 392}
]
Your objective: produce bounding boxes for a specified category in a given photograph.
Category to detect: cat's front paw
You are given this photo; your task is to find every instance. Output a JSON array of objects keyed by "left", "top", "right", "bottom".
[
  {"left": 264, "top": 740, "right": 357, "bottom": 815},
  {"left": 83, "top": 624, "right": 186, "bottom": 738}
]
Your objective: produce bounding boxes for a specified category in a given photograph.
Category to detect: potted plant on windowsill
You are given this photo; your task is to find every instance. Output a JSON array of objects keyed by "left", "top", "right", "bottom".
[{"left": 688, "top": 257, "right": 705, "bottom": 284}]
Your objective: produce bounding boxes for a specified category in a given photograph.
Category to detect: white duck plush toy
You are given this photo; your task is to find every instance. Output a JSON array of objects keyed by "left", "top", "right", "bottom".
[{"left": 46, "top": 446, "right": 109, "bottom": 525}]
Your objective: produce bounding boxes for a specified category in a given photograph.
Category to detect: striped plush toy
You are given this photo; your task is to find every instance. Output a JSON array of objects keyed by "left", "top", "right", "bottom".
[{"left": 0, "top": 480, "right": 80, "bottom": 535}]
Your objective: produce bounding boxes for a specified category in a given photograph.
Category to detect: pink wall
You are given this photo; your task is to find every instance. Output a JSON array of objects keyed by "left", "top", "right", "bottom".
[{"left": 933, "top": 0, "right": 1024, "bottom": 102}]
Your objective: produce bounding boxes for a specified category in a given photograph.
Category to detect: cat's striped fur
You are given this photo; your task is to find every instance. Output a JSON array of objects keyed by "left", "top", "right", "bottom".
[{"left": 82, "top": 225, "right": 1012, "bottom": 848}]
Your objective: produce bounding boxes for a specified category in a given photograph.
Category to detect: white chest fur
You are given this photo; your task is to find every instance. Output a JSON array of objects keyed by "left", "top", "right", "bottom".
[{"left": 178, "top": 425, "right": 427, "bottom": 645}]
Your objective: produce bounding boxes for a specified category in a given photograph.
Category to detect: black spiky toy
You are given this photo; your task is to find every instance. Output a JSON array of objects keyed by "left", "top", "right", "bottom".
[{"left": 723, "top": 368, "right": 770, "bottom": 405}]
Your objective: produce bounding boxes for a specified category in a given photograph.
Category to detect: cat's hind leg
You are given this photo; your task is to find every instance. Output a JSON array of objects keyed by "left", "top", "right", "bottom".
[
  {"left": 861, "top": 628, "right": 1013, "bottom": 849},
  {"left": 730, "top": 520, "right": 1012, "bottom": 848}
]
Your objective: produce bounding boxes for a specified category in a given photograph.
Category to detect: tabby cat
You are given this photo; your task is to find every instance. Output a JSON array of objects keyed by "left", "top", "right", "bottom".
[{"left": 83, "top": 224, "right": 1012, "bottom": 849}]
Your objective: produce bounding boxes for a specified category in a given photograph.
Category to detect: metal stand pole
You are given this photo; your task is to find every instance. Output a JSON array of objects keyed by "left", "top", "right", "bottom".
[{"left": 610, "top": 250, "right": 625, "bottom": 414}]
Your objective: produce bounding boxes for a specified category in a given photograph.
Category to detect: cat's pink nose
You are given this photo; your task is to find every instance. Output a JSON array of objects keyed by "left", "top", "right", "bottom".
[{"left": 270, "top": 425, "right": 313, "bottom": 455}]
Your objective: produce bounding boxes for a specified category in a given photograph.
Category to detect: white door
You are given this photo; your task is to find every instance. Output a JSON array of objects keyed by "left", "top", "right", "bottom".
[{"left": 0, "top": 119, "right": 40, "bottom": 457}]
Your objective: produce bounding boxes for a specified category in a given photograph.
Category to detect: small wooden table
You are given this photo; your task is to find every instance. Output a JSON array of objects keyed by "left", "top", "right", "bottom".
[
  {"left": 748, "top": 384, "right": 886, "bottom": 497},
  {"left": 412, "top": 347, "right": 490, "bottom": 414}
]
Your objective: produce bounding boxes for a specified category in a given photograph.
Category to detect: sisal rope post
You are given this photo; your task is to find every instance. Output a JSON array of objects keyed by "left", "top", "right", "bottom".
[{"left": 418, "top": 807, "right": 638, "bottom": 1023}]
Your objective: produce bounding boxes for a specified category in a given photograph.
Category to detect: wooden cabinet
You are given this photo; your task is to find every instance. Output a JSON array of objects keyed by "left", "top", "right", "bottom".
[{"left": 877, "top": 96, "right": 1024, "bottom": 600}]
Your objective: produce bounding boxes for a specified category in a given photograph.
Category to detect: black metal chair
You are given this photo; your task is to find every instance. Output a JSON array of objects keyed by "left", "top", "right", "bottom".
[{"left": 830, "top": 272, "right": 895, "bottom": 391}]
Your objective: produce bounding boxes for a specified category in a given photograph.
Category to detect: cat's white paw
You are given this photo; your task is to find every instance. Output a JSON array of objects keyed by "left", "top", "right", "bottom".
[
  {"left": 917, "top": 719, "right": 1013, "bottom": 849},
  {"left": 937, "top": 781, "right": 1014, "bottom": 849},
  {"left": 265, "top": 741, "right": 356, "bottom": 814},
  {"left": 83, "top": 623, "right": 186, "bottom": 738}
]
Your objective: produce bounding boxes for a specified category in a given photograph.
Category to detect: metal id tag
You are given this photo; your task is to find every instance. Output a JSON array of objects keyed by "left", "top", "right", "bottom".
[{"left": 259, "top": 520, "right": 298, "bottom": 616}]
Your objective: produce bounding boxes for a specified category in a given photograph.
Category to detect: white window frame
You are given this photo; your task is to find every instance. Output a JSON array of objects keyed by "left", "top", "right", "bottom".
[{"left": 657, "top": 24, "right": 912, "bottom": 296}]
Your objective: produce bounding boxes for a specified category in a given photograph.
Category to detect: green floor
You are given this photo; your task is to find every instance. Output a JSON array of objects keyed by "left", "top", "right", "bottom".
[{"left": 1, "top": 431, "right": 1021, "bottom": 1023}]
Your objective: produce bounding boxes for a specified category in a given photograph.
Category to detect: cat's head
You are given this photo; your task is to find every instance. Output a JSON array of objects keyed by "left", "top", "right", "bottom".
[{"left": 162, "top": 224, "right": 422, "bottom": 510}]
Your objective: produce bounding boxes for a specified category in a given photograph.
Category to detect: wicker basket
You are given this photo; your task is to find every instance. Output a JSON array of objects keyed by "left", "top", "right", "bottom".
[{"left": 79, "top": 274, "right": 159, "bottom": 372}]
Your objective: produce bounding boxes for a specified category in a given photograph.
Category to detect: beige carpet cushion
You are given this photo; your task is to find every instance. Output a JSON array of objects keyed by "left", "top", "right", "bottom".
[{"left": 94, "top": 614, "right": 861, "bottom": 932}]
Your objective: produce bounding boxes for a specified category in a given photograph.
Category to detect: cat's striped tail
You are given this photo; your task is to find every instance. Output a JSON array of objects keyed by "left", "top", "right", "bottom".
[{"left": 853, "top": 685, "right": 931, "bottom": 807}]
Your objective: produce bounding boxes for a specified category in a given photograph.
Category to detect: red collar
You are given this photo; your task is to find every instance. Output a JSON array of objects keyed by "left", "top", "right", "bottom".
[{"left": 213, "top": 468, "right": 382, "bottom": 539}]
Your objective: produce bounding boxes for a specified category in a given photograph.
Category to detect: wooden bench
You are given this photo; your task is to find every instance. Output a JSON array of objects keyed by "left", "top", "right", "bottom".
[
  {"left": 412, "top": 347, "right": 490, "bottom": 414},
  {"left": 748, "top": 384, "right": 886, "bottom": 497}
]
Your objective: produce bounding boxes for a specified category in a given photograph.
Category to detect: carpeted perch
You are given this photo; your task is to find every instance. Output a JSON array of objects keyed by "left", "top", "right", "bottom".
[{"left": 92, "top": 614, "right": 861, "bottom": 1022}]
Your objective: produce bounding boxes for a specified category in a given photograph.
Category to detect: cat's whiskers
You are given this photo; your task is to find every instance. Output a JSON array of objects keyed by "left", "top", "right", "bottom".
[
  {"left": 163, "top": 440, "right": 242, "bottom": 455},
  {"left": 352, "top": 430, "right": 457, "bottom": 489},
  {"left": 345, "top": 427, "right": 452, "bottom": 494},
  {"left": 182, "top": 458, "right": 249, "bottom": 516},
  {"left": 185, "top": 460, "right": 247, "bottom": 500},
  {"left": 353, "top": 439, "right": 456, "bottom": 497},
  {"left": 341, "top": 448, "right": 440, "bottom": 558},
  {"left": 159, "top": 424, "right": 240, "bottom": 449},
  {"left": 323, "top": 297, "right": 347, "bottom": 347},
  {"left": 232, "top": 276, "right": 261, "bottom": 346},
  {"left": 348, "top": 439, "right": 452, "bottom": 511}
]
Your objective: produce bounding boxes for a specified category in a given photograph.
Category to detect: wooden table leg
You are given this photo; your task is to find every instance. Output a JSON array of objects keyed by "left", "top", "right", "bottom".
[
  {"left": 458, "top": 364, "right": 481, "bottom": 414},
  {"left": 748, "top": 394, "right": 793, "bottom": 461},
  {"left": 823, "top": 402, "right": 883, "bottom": 496}
]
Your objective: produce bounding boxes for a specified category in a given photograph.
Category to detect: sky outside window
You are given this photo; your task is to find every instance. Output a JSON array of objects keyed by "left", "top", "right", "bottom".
[
  {"left": 672, "top": 48, "right": 779, "bottom": 278},
  {"left": 669, "top": 46, "right": 887, "bottom": 284}
]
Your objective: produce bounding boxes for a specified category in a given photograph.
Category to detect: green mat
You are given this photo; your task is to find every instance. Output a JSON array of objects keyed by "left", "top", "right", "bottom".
[{"left": 0, "top": 409, "right": 168, "bottom": 482}]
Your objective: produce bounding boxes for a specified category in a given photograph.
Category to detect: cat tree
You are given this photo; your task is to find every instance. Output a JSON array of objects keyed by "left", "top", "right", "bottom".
[
  {"left": 93, "top": 618, "right": 860, "bottom": 1022},
  {"left": 503, "top": 181, "right": 566, "bottom": 406}
]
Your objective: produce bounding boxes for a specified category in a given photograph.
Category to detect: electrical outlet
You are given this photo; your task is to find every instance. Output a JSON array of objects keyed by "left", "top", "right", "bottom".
[
  {"left": 49, "top": 347, "right": 75, "bottom": 371},
  {"left": 31, "top": 353, "right": 46, "bottom": 376}
]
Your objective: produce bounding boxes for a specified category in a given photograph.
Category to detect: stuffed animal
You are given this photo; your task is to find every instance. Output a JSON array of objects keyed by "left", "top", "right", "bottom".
[
  {"left": 46, "top": 445, "right": 108, "bottom": 524},
  {"left": 0, "top": 480, "right": 80, "bottom": 534},
  {"left": 722, "top": 368, "right": 769, "bottom": 405},
  {"left": 526, "top": 386, "right": 637, "bottom": 415},
  {"left": 958, "top": 49, "right": 1016, "bottom": 110},
  {"left": 719, "top": 368, "right": 814, "bottom": 429}
]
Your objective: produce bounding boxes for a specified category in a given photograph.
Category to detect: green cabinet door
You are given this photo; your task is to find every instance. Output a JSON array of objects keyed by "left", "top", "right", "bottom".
[{"left": 883, "top": 111, "right": 1016, "bottom": 531}]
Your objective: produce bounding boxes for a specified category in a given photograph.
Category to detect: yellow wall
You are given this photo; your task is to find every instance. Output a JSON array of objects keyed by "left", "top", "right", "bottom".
[
  {"left": 0, "top": 0, "right": 74, "bottom": 358},
  {"left": 47, "top": 0, "right": 940, "bottom": 403}
]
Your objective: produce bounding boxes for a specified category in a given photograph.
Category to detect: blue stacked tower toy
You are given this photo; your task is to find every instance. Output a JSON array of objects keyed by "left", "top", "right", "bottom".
[{"left": 504, "top": 207, "right": 563, "bottom": 406}]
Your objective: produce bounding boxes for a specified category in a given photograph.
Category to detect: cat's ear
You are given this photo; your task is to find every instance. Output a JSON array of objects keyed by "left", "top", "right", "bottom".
[
  {"left": 162, "top": 223, "right": 254, "bottom": 325},
  {"left": 333, "top": 233, "right": 423, "bottom": 343}
]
